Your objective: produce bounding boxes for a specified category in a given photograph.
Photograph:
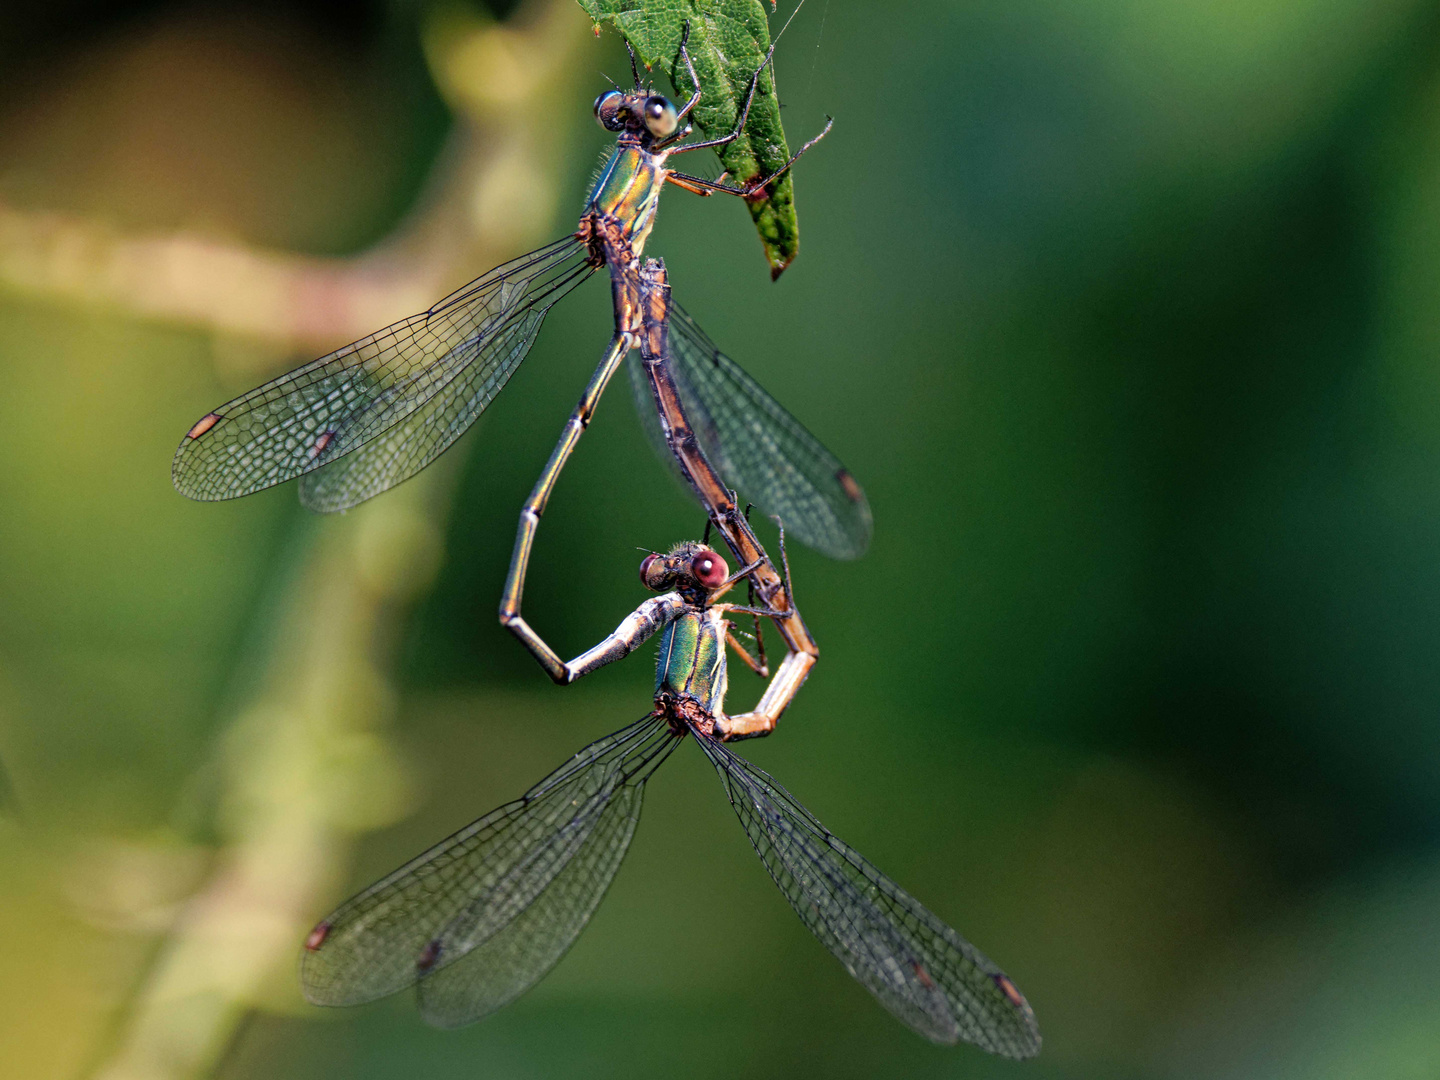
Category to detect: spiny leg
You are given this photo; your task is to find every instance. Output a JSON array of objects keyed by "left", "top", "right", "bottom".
[
  {"left": 725, "top": 624, "right": 768, "bottom": 677},
  {"left": 701, "top": 515, "right": 771, "bottom": 593},
  {"left": 715, "top": 513, "right": 812, "bottom": 738},
  {"left": 667, "top": 117, "right": 834, "bottom": 199},
  {"left": 648, "top": 33, "right": 703, "bottom": 150},
  {"left": 713, "top": 512, "right": 808, "bottom": 740},
  {"left": 740, "top": 503, "right": 769, "bottom": 674},
  {"left": 749, "top": 593, "right": 769, "bottom": 676},
  {"left": 500, "top": 331, "right": 633, "bottom": 682},
  {"left": 665, "top": 31, "right": 781, "bottom": 156},
  {"left": 722, "top": 525, "right": 776, "bottom": 680},
  {"left": 704, "top": 503, "right": 770, "bottom": 677},
  {"left": 745, "top": 572, "right": 770, "bottom": 678},
  {"left": 665, "top": 173, "right": 726, "bottom": 197},
  {"left": 672, "top": 23, "right": 702, "bottom": 123},
  {"left": 772, "top": 517, "right": 796, "bottom": 617},
  {"left": 721, "top": 604, "right": 792, "bottom": 625},
  {"left": 658, "top": 0, "right": 813, "bottom": 153}
]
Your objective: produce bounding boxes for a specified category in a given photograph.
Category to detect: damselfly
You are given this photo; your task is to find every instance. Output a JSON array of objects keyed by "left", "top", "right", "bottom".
[
  {"left": 301, "top": 542, "right": 1041, "bottom": 1055},
  {"left": 172, "top": 31, "right": 869, "bottom": 568}
]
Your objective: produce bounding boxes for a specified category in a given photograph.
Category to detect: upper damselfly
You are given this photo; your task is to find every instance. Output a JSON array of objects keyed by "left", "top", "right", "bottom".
[
  {"left": 172, "top": 30, "right": 870, "bottom": 571},
  {"left": 301, "top": 541, "right": 1041, "bottom": 1056}
]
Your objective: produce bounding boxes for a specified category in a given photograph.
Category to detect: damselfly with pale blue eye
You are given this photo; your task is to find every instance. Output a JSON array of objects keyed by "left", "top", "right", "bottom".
[
  {"left": 302, "top": 543, "right": 1041, "bottom": 1056},
  {"left": 172, "top": 29, "right": 869, "bottom": 567}
]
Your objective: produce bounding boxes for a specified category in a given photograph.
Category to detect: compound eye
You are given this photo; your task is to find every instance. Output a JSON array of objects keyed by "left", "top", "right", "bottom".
[
  {"left": 640, "top": 553, "right": 668, "bottom": 590},
  {"left": 643, "top": 95, "right": 678, "bottom": 138},
  {"left": 594, "top": 90, "right": 624, "bottom": 130},
  {"left": 689, "top": 549, "right": 728, "bottom": 589}
]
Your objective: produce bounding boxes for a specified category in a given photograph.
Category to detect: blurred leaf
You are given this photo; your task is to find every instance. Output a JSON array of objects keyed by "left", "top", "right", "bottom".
[{"left": 577, "top": 0, "right": 802, "bottom": 277}]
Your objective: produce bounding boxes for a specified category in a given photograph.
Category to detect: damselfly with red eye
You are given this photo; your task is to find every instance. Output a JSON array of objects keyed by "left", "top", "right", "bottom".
[{"left": 302, "top": 542, "right": 1040, "bottom": 1056}]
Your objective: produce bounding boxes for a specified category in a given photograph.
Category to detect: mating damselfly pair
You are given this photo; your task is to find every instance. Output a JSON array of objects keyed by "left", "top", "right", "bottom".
[{"left": 170, "top": 19, "right": 1040, "bottom": 1058}]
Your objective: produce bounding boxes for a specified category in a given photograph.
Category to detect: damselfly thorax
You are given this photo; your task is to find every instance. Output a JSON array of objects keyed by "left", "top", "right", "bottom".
[{"left": 581, "top": 144, "right": 669, "bottom": 265}]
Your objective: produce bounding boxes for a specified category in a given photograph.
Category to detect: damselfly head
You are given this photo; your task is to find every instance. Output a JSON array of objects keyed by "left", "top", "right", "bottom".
[
  {"left": 642, "top": 96, "right": 679, "bottom": 138},
  {"left": 593, "top": 90, "right": 679, "bottom": 141},
  {"left": 640, "top": 542, "right": 728, "bottom": 598},
  {"left": 593, "top": 89, "right": 626, "bottom": 130},
  {"left": 690, "top": 548, "right": 727, "bottom": 588}
]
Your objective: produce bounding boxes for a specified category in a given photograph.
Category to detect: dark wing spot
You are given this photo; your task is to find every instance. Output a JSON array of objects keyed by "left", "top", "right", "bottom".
[
  {"left": 912, "top": 961, "right": 936, "bottom": 989},
  {"left": 308, "top": 430, "right": 337, "bottom": 461},
  {"left": 186, "top": 412, "right": 222, "bottom": 440},
  {"left": 304, "top": 921, "right": 331, "bottom": 952},
  {"left": 835, "top": 468, "right": 864, "bottom": 504},
  {"left": 417, "top": 938, "right": 443, "bottom": 973},
  {"left": 993, "top": 972, "right": 1027, "bottom": 1010}
]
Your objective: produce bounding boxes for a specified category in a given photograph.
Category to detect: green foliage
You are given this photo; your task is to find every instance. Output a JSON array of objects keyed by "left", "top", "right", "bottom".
[{"left": 577, "top": 0, "right": 801, "bottom": 277}]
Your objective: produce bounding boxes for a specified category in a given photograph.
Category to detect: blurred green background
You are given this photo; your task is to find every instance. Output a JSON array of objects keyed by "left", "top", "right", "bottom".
[{"left": 5, "top": 0, "right": 1440, "bottom": 1077}]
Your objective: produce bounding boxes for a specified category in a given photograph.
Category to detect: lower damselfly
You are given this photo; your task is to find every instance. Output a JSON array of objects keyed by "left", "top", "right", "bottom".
[
  {"left": 172, "top": 27, "right": 870, "bottom": 571},
  {"left": 302, "top": 542, "right": 1041, "bottom": 1056}
]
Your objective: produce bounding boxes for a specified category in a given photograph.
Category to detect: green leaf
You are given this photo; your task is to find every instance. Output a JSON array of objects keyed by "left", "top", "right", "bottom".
[{"left": 577, "top": 0, "right": 804, "bottom": 279}]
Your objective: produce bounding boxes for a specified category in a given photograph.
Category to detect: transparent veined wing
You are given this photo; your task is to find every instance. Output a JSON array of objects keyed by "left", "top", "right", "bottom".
[
  {"left": 627, "top": 302, "right": 872, "bottom": 560},
  {"left": 415, "top": 775, "right": 643, "bottom": 1027},
  {"left": 301, "top": 715, "right": 680, "bottom": 1019},
  {"left": 174, "top": 236, "right": 596, "bottom": 509},
  {"left": 294, "top": 290, "right": 568, "bottom": 512},
  {"left": 694, "top": 730, "right": 1041, "bottom": 1057}
]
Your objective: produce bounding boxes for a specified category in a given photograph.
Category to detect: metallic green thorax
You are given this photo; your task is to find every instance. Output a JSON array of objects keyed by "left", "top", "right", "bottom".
[
  {"left": 654, "top": 608, "right": 728, "bottom": 715},
  {"left": 585, "top": 144, "right": 669, "bottom": 256}
]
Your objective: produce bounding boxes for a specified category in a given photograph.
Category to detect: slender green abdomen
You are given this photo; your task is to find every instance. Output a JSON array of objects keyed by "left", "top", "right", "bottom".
[
  {"left": 655, "top": 610, "right": 726, "bottom": 714},
  {"left": 585, "top": 146, "right": 665, "bottom": 255}
]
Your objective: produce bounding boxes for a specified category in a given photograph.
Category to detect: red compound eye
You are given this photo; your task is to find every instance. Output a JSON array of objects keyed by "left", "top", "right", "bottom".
[
  {"left": 690, "top": 549, "right": 728, "bottom": 588},
  {"left": 639, "top": 553, "right": 660, "bottom": 588}
]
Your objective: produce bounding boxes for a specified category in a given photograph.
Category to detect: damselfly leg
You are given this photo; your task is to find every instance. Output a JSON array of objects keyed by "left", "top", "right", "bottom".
[{"left": 667, "top": 119, "right": 835, "bottom": 198}]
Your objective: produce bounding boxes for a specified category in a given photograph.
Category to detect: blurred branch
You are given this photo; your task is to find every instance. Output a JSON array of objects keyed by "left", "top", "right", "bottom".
[
  {"left": 90, "top": 479, "right": 445, "bottom": 1080},
  {"left": 0, "top": 0, "right": 587, "bottom": 362},
  {"left": 59, "top": 1, "right": 595, "bottom": 1078}
]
